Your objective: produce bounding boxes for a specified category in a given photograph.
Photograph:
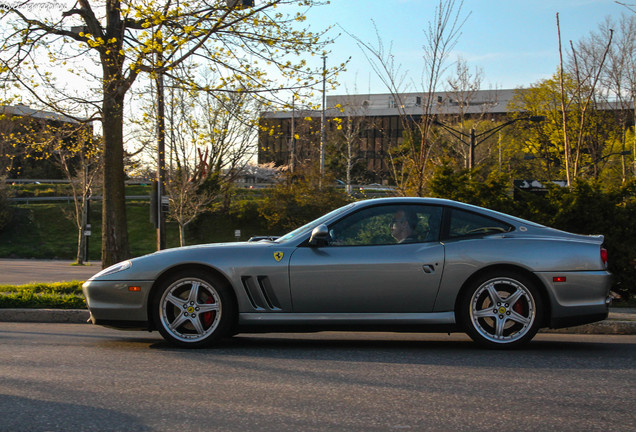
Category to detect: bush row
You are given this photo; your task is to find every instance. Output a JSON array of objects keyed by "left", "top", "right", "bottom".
[
  {"left": 1, "top": 173, "right": 635, "bottom": 300},
  {"left": 429, "top": 166, "right": 636, "bottom": 300}
]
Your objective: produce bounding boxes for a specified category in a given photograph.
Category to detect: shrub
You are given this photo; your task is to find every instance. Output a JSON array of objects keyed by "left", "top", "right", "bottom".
[
  {"left": 256, "top": 173, "right": 352, "bottom": 234},
  {"left": 0, "top": 178, "right": 13, "bottom": 232},
  {"left": 514, "top": 179, "right": 636, "bottom": 300},
  {"left": 429, "top": 164, "right": 515, "bottom": 213},
  {"left": 430, "top": 166, "right": 636, "bottom": 299}
]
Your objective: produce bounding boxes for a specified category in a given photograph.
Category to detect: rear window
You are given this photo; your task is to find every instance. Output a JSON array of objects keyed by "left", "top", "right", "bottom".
[{"left": 448, "top": 209, "right": 513, "bottom": 238}]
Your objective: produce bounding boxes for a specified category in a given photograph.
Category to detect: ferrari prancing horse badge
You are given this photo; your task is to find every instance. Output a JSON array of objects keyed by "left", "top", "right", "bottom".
[{"left": 274, "top": 251, "right": 284, "bottom": 262}]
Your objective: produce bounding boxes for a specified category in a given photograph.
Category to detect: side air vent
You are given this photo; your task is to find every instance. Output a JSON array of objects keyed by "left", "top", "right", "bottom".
[{"left": 241, "top": 276, "right": 282, "bottom": 311}]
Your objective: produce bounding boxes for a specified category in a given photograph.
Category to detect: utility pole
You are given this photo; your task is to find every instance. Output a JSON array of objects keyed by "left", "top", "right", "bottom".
[
  {"left": 469, "top": 127, "right": 475, "bottom": 171},
  {"left": 290, "top": 95, "right": 295, "bottom": 174},
  {"left": 320, "top": 55, "right": 326, "bottom": 187},
  {"left": 155, "top": 36, "right": 166, "bottom": 250}
]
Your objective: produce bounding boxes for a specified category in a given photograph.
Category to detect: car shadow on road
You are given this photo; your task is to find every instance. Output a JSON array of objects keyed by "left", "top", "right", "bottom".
[
  {"left": 135, "top": 332, "right": 635, "bottom": 371},
  {"left": 0, "top": 394, "right": 150, "bottom": 432}
]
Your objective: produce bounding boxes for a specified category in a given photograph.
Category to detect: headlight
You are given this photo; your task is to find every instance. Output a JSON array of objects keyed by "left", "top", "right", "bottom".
[{"left": 89, "top": 260, "right": 132, "bottom": 280}]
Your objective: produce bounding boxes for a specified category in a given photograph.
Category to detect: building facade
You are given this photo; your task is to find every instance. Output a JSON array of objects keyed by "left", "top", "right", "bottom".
[{"left": 258, "top": 89, "right": 515, "bottom": 183}]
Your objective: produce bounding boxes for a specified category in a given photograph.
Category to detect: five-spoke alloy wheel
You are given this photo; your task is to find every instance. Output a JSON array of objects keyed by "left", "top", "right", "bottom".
[
  {"left": 460, "top": 272, "right": 543, "bottom": 348},
  {"left": 152, "top": 271, "right": 235, "bottom": 348}
]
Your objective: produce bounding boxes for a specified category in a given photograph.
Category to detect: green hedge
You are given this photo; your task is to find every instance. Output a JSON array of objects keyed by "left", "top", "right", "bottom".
[
  {"left": 2, "top": 176, "right": 635, "bottom": 300},
  {"left": 430, "top": 166, "right": 636, "bottom": 300}
]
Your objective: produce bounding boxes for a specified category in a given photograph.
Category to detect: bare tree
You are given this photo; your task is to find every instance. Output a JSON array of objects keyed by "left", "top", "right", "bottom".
[
  {"left": 348, "top": 0, "right": 469, "bottom": 195},
  {"left": 568, "top": 25, "right": 614, "bottom": 178},
  {"left": 616, "top": 2, "right": 636, "bottom": 14},
  {"left": 132, "top": 71, "right": 262, "bottom": 245},
  {"left": 197, "top": 91, "right": 259, "bottom": 207},
  {"left": 54, "top": 127, "right": 101, "bottom": 265},
  {"left": 26, "top": 122, "right": 99, "bottom": 264},
  {"left": 441, "top": 57, "right": 489, "bottom": 169},
  {"left": 165, "top": 162, "right": 214, "bottom": 247},
  {"left": 598, "top": 14, "right": 636, "bottom": 181},
  {"left": 330, "top": 93, "right": 374, "bottom": 193},
  {"left": 557, "top": 13, "right": 574, "bottom": 186},
  {"left": 558, "top": 12, "right": 613, "bottom": 184}
]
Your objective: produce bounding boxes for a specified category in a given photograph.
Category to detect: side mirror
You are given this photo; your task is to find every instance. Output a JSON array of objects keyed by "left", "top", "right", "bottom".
[{"left": 308, "top": 224, "right": 330, "bottom": 247}]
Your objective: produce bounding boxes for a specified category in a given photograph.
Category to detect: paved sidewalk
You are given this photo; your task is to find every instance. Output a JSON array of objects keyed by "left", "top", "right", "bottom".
[{"left": 0, "top": 259, "right": 100, "bottom": 285}]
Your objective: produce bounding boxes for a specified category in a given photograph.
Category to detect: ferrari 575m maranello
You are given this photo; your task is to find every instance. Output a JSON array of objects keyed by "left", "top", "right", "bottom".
[{"left": 83, "top": 197, "right": 612, "bottom": 348}]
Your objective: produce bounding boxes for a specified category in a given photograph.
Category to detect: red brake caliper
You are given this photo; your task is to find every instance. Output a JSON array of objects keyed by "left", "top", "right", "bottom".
[
  {"left": 202, "top": 298, "right": 216, "bottom": 327},
  {"left": 513, "top": 301, "right": 524, "bottom": 315}
]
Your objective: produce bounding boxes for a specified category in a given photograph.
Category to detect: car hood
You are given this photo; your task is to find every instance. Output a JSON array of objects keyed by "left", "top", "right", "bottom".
[{"left": 88, "top": 241, "right": 276, "bottom": 281}]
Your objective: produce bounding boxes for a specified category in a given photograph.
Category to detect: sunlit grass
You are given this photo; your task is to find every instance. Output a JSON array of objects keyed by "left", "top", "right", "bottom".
[{"left": 0, "top": 281, "right": 86, "bottom": 309}]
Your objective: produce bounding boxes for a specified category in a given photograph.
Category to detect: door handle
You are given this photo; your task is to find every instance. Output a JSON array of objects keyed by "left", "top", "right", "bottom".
[{"left": 422, "top": 264, "right": 436, "bottom": 274}]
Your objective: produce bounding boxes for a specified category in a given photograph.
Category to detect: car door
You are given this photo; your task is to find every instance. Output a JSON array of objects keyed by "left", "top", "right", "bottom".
[{"left": 288, "top": 204, "right": 445, "bottom": 313}]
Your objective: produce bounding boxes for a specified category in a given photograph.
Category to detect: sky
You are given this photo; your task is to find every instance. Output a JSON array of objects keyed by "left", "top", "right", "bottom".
[
  {"left": 301, "top": 0, "right": 631, "bottom": 95},
  {"left": 2, "top": 0, "right": 630, "bottom": 110}
]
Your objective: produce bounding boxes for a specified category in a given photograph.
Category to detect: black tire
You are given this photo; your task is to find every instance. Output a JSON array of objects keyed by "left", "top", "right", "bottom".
[
  {"left": 459, "top": 271, "right": 543, "bottom": 348},
  {"left": 152, "top": 270, "right": 236, "bottom": 348}
]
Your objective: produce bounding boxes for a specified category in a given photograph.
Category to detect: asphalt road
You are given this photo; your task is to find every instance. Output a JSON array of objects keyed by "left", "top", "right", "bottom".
[{"left": 0, "top": 323, "right": 634, "bottom": 432}]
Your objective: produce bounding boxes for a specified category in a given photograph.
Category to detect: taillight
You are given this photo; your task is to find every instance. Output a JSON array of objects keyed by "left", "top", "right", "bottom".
[{"left": 601, "top": 247, "right": 608, "bottom": 268}]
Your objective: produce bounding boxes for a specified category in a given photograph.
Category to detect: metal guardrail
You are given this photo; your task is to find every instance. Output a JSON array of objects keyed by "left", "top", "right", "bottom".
[
  {"left": 6, "top": 180, "right": 395, "bottom": 204},
  {"left": 9, "top": 195, "right": 150, "bottom": 204},
  {"left": 4, "top": 179, "right": 151, "bottom": 185}
]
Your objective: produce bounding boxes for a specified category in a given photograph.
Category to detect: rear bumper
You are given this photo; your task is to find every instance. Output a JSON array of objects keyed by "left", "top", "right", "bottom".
[
  {"left": 549, "top": 310, "right": 609, "bottom": 329},
  {"left": 535, "top": 270, "right": 611, "bottom": 329}
]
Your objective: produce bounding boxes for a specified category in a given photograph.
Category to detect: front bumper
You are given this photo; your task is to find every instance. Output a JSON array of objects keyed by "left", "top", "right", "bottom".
[{"left": 82, "top": 279, "right": 154, "bottom": 324}]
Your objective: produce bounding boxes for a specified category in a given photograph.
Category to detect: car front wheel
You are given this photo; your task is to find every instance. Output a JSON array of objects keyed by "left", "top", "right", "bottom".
[
  {"left": 152, "top": 271, "right": 235, "bottom": 348},
  {"left": 460, "top": 272, "right": 543, "bottom": 348}
]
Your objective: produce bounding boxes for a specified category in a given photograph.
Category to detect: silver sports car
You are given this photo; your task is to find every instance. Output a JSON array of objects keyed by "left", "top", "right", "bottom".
[{"left": 83, "top": 197, "right": 612, "bottom": 348}]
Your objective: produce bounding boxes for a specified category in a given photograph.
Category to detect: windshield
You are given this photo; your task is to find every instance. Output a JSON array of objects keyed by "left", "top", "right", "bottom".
[{"left": 276, "top": 203, "right": 355, "bottom": 243}]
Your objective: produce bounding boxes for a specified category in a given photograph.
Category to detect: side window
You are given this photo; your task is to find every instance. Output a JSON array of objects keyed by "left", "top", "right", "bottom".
[
  {"left": 328, "top": 205, "right": 442, "bottom": 246},
  {"left": 448, "top": 209, "right": 512, "bottom": 239}
]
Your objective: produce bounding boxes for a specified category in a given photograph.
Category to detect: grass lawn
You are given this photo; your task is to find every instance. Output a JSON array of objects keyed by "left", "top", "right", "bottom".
[
  {"left": 0, "top": 201, "right": 182, "bottom": 259},
  {"left": 0, "top": 281, "right": 85, "bottom": 309},
  {"left": 0, "top": 200, "right": 271, "bottom": 260}
]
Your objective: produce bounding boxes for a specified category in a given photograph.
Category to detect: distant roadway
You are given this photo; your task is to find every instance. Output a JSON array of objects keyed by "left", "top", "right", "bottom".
[{"left": 0, "top": 259, "right": 99, "bottom": 285}]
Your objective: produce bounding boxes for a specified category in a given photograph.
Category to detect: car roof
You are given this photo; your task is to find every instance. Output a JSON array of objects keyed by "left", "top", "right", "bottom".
[{"left": 351, "top": 197, "right": 544, "bottom": 228}]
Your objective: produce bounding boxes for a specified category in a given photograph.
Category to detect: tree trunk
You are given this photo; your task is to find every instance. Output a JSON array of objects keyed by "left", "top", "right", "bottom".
[
  {"left": 76, "top": 227, "right": 86, "bottom": 266},
  {"left": 101, "top": 89, "right": 130, "bottom": 268},
  {"left": 75, "top": 197, "right": 88, "bottom": 265},
  {"left": 179, "top": 224, "right": 186, "bottom": 247}
]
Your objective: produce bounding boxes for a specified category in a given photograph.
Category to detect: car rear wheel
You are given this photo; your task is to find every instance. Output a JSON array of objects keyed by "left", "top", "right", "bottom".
[
  {"left": 152, "top": 271, "right": 235, "bottom": 348},
  {"left": 460, "top": 272, "right": 543, "bottom": 348}
]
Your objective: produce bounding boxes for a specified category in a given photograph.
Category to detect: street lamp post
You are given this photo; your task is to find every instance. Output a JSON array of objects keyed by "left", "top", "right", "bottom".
[{"left": 434, "top": 116, "right": 545, "bottom": 171}]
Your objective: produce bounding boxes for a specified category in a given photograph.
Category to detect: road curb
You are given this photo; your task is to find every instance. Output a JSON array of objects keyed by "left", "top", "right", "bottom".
[
  {"left": 541, "top": 320, "right": 636, "bottom": 335},
  {"left": 1, "top": 308, "right": 635, "bottom": 334},
  {"left": 0, "top": 309, "right": 90, "bottom": 324}
]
